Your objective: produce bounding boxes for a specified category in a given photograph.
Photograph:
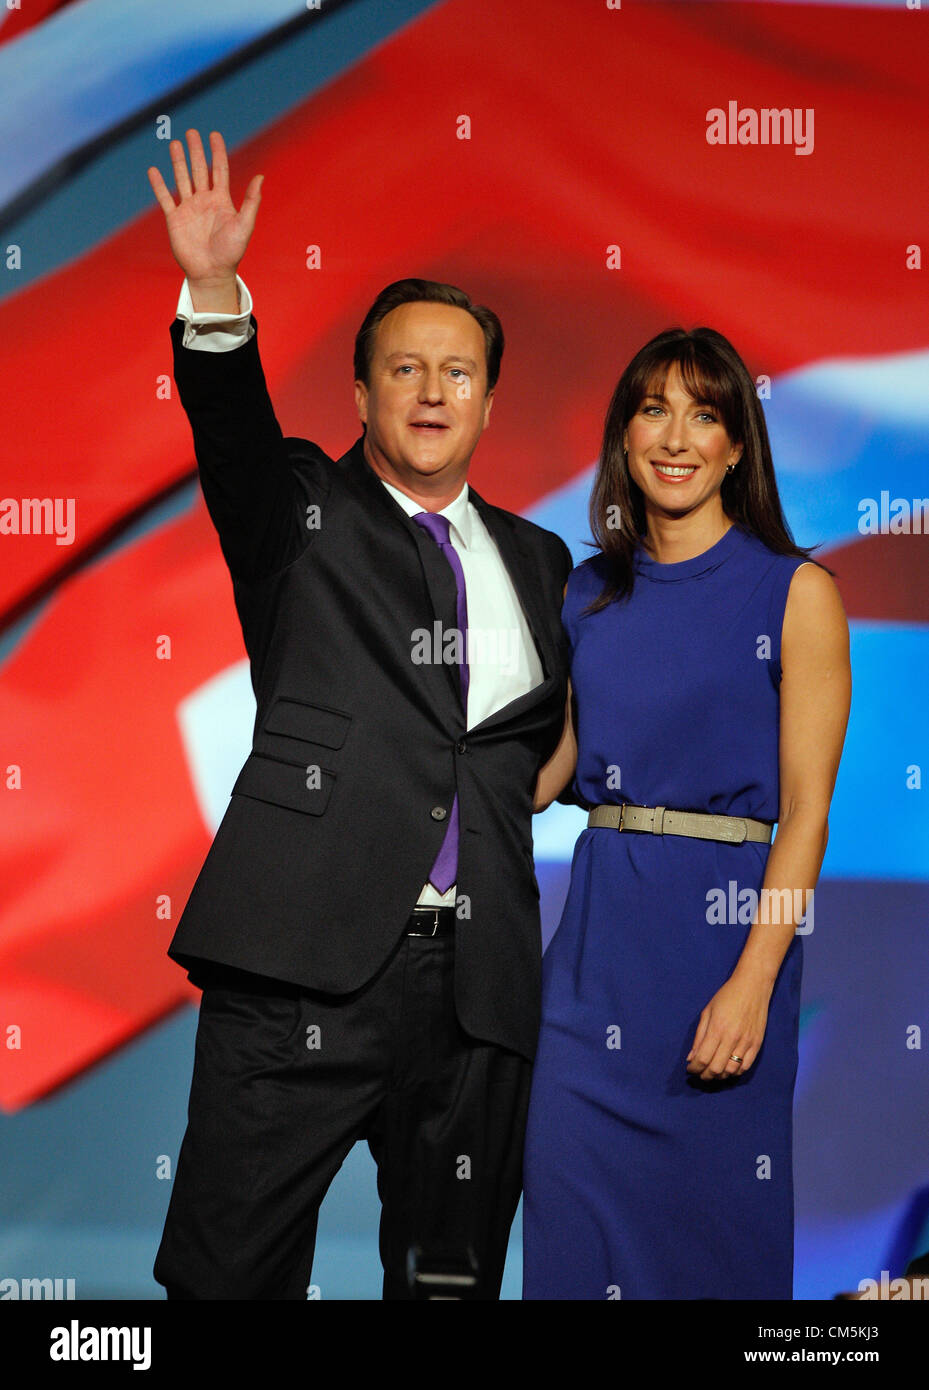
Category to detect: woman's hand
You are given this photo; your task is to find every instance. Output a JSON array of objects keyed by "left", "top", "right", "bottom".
[{"left": 686, "top": 968, "right": 773, "bottom": 1080}]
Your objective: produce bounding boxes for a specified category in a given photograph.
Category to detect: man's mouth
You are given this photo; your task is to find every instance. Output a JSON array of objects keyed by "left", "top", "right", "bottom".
[{"left": 410, "top": 420, "right": 449, "bottom": 432}]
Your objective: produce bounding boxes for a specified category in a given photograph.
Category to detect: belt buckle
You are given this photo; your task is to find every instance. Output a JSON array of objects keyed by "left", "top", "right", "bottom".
[
  {"left": 617, "top": 803, "right": 626, "bottom": 832},
  {"left": 409, "top": 908, "right": 441, "bottom": 938}
]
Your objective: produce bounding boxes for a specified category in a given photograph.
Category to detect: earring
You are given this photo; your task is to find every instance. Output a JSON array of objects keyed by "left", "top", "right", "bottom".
[{"left": 726, "top": 463, "right": 736, "bottom": 473}]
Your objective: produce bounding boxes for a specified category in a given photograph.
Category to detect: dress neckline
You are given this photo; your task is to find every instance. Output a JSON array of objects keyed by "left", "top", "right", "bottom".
[{"left": 634, "top": 521, "right": 745, "bottom": 582}]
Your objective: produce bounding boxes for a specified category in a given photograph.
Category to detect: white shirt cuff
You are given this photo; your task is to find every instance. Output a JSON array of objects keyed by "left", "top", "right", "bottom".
[{"left": 175, "top": 275, "right": 254, "bottom": 351}]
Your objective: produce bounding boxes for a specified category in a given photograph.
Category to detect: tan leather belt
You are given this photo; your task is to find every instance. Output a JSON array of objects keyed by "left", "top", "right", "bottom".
[{"left": 587, "top": 803, "right": 773, "bottom": 845}]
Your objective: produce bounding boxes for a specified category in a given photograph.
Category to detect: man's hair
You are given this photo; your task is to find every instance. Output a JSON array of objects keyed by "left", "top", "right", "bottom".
[{"left": 353, "top": 278, "right": 504, "bottom": 392}]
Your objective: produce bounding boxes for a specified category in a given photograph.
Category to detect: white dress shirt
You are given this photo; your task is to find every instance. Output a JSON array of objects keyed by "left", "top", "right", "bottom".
[{"left": 175, "top": 279, "right": 544, "bottom": 905}]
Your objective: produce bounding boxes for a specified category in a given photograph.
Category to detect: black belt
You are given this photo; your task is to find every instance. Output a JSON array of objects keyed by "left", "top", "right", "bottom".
[{"left": 406, "top": 906, "right": 457, "bottom": 937}]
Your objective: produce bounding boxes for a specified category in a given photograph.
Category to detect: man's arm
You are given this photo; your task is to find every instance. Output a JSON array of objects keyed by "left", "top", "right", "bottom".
[
  {"left": 175, "top": 274, "right": 253, "bottom": 352},
  {"left": 149, "top": 130, "right": 326, "bottom": 582},
  {"left": 556, "top": 536, "right": 573, "bottom": 593}
]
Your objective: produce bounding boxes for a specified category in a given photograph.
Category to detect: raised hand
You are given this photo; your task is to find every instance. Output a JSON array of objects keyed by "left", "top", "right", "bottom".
[{"left": 147, "top": 129, "right": 263, "bottom": 313}]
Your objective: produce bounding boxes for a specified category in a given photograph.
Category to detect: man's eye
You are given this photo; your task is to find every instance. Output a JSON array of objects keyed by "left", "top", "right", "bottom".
[{"left": 449, "top": 368, "right": 467, "bottom": 379}]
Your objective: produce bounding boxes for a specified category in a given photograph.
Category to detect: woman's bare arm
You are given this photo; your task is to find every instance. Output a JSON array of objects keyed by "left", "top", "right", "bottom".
[{"left": 686, "top": 562, "right": 851, "bottom": 1079}]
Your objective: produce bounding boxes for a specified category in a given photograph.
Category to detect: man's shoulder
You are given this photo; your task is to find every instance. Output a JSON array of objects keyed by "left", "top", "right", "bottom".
[
  {"left": 284, "top": 435, "right": 368, "bottom": 482},
  {"left": 282, "top": 435, "right": 383, "bottom": 511},
  {"left": 283, "top": 436, "right": 336, "bottom": 468},
  {"left": 490, "top": 506, "right": 573, "bottom": 584},
  {"left": 472, "top": 492, "right": 570, "bottom": 558},
  {"left": 279, "top": 436, "right": 334, "bottom": 492}
]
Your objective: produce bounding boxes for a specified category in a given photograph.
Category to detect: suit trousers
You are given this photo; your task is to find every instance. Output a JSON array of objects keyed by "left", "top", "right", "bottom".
[{"left": 153, "top": 927, "right": 532, "bottom": 1299}]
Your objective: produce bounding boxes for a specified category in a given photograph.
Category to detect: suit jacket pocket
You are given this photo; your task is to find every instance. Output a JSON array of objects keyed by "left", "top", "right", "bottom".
[
  {"left": 231, "top": 750, "right": 335, "bottom": 817},
  {"left": 263, "top": 696, "right": 351, "bottom": 750}
]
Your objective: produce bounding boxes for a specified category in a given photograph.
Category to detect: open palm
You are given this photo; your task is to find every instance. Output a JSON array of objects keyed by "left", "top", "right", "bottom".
[{"left": 147, "top": 129, "right": 262, "bottom": 285}]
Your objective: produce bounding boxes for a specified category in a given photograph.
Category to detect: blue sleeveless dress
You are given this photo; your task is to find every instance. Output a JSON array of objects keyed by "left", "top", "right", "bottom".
[{"left": 522, "top": 524, "right": 808, "bottom": 1300}]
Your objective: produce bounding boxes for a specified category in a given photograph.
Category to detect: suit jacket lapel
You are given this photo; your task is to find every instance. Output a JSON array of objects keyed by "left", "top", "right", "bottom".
[
  {"left": 467, "top": 486, "right": 556, "bottom": 676},
  {"left": 340, "top": 439, "right": 464, "bottom": 715},
  {"left": 338, "top": 440, "right": 558, "bottom": 729},
  {"left": 466, "top": 485, "right": 559, "bottom": 728}
]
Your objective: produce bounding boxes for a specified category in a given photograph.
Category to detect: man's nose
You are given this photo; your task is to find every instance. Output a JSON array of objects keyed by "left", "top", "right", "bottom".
[{"left": 419, "top": 367, "right": 445, "bottom": 404}]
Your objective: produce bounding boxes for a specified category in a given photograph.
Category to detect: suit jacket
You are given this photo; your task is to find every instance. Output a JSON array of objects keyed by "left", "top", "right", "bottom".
[{"left": 166, "top": 317, "right": 573, "bottom": 1060}]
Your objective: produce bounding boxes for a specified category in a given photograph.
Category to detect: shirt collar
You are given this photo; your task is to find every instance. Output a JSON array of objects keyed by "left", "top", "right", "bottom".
[{"left": 378, "top": 476, "right": 473, "bottom": 549}]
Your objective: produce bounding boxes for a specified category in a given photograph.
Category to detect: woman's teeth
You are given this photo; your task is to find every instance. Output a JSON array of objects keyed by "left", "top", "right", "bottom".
[{"left": 652, "top": 464, "right": 696, "bottom": 477}]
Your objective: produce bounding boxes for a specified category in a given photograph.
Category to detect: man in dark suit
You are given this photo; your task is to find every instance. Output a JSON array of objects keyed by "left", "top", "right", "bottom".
[{"left": 147, "top": 129, "right": 572, "bottom": 1300}]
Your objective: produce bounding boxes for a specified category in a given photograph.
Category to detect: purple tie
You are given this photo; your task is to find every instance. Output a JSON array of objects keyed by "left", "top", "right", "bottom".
[{"left": 412, "top": 510, "right": 469, "bottom": 893}]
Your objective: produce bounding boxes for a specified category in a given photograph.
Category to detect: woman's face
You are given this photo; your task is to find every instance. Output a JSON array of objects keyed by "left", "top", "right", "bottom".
[{"left": 623, "top": 363, "right": 742, "bottom": 520}]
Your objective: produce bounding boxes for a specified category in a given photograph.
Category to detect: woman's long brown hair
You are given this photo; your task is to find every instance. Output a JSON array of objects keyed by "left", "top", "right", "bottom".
[{"left": 586, "top": 327, "right": 820, "bottom": 612}]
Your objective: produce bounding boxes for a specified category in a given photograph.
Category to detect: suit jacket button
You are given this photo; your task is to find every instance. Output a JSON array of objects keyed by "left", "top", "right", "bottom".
[
  {"left": 457, "top": 740, "right": 467, "bottom": 755},
  {"left": 431, "top": 806, "right": 447, "bottom": 821}
]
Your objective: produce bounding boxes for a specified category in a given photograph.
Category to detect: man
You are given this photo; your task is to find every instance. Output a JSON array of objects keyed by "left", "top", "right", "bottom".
[{"left": 147, "top": 129, "right": 573, "bottom": 1300}]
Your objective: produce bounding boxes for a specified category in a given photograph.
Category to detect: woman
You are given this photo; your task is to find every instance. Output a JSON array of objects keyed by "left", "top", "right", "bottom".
[{"left": 522, "top": 328, "right": 851, "bottom": 1300}]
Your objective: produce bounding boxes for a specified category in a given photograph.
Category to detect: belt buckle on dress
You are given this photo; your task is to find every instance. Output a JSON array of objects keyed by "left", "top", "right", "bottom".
[{"left": 617, "top": 803, "right": 626, "bottom": 832}]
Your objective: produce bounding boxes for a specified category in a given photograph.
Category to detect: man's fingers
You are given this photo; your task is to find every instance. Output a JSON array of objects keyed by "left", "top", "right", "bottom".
[
  {"left": 147, "top": 166, "right": 176, "bottom": 215},
  {"left": 209, "top": 131, "right": 230, "bottom": 191},
  {"left": 186, "top": 129, "right": 210, "bottom": 194},
  {"left": 239, "top": 174, "right": 264, "bottom": 236},
  {"left": 169, "top": 139, "right": 193, "bottom": 199}
]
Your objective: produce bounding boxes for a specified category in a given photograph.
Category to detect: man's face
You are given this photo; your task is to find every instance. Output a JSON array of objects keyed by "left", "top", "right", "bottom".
[{"left": 354, "top": 301, "right": 494, "bottom": 497}]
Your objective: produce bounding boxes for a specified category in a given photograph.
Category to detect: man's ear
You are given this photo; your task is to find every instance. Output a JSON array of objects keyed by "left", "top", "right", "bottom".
[
  {"left": 482, "top": 389, "right": 495, "bottom": 429},
  {"left": 354, "top": 380, "right": 368, "bottom": 424}
]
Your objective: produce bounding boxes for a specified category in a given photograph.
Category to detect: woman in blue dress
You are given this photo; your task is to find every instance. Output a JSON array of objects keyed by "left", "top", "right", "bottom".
[{"left": 522, "top": 328, "right": 851, "bottom": 1300}]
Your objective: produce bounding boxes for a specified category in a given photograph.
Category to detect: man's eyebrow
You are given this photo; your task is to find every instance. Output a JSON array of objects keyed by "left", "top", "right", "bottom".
[{"left": 385, "top": 351, "right": 479, "bottom": 369}]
